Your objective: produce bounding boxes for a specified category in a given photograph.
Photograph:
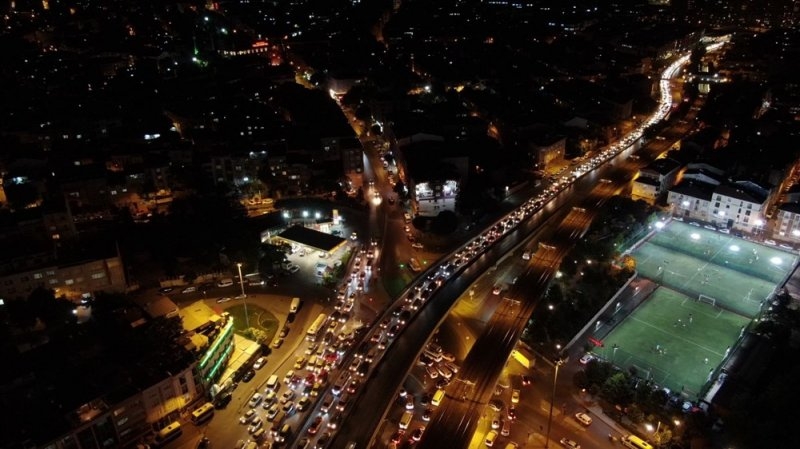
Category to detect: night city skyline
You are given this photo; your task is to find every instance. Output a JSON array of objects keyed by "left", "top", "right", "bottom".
[{"left": 1, "top": 1, "right": 800, "bottom": 449}]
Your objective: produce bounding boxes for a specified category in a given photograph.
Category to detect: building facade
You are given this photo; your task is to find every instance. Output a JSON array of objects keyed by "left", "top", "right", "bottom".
[
  {"left": 632, "top": 158, "right": 681, "bottom": 203},
  {"left": 667, "top": 181, "right": 770, "bottom": 233},
  {"left": 0, "top": 254, "right": 127, "bottom": 301},
  {"left": 41, "top": 363, "right": 199, "bottom": 449}
]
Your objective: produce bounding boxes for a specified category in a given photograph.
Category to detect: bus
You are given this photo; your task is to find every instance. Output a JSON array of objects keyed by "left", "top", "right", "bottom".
[
  {"left": 190, "top": 402, "right": 215, "bottom": 424},
  {"left": 155, "top": 421, "right": 182, "bottom": 445},
  {"left": 621, "top": 434, "right": 654, "bottom": 449},
  {"left": 306, "top": 313, "right": 328, "bottom": 341}
]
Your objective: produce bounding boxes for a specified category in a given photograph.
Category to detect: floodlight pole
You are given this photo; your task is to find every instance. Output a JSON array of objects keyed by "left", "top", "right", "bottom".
[
  {"left": 545, "top": 358, "right": 564, "bottom": 448},
  {"left": 237, "top": 262, "right": 249, "bottom": 328}
]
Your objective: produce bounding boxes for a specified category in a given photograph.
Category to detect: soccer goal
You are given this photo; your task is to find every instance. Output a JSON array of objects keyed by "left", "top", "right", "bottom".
[{"left": 698, "top": 294, "right": 717, "bottom": 307}]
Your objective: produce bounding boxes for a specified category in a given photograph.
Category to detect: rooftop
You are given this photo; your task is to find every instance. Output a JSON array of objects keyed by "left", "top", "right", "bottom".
[{"left": 277, "top": 225, "right": 347, "bottom": 253}]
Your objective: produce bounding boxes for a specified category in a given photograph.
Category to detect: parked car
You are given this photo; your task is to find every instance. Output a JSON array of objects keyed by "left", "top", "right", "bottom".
[
  {"left": 559, "top": 438, "right": 580, "bottom": 449},
  {"left": 253, "top": 357, "right": 266, "bottom": 370},
  {"left": 574, "top": 412, "right": 592, "bottom": 426},
  {"left": 242, "top": 369, "right": 255, "bottom": 383}
]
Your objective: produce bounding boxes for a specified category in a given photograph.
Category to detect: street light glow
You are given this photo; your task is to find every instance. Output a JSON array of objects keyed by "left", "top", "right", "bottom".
[
  {"left": 770, "top": 257, "right": 782, "bottom": 265},
  {"left": 690, "top": 232, "right": 700, "bottom": 240},
  {"left": 729, "top": 245, "right": 739, "bottom": 252},
  {"left": 655, "top": 221, "right": 665, "bottom": 229}
]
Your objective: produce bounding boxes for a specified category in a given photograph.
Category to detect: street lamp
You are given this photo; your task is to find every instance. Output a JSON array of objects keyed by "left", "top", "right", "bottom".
[
  {"left": 545, "top": 358, "right": 564, "bottom": 449},
  {"left": 236, "top": 262, "right": 249, "bottom": 328}
]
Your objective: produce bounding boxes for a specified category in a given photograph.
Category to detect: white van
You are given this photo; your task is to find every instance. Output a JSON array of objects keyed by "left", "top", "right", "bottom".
[
  {"left": 266, "top": 375, "right": 279, "bottom": 391},
  {"left": 290, "top": 297, "right": 301, "bottom": 313}
]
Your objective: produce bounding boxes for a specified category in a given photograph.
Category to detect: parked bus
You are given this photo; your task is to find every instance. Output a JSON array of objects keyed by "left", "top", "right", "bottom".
[
  {"left": 190, "top": 402, "right": 215, "bottom": 424},
  {"left": 621, "top": 434, "right": 654, "bottom": 449},
  {"left": 306, "top": 313, "right": 328, "bottom": 341},
  {"left": 155, "top": 421, "right": 182, "bottom": 445}
]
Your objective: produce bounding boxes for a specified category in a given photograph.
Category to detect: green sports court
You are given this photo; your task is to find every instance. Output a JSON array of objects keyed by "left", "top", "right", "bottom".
[
  {"left": 599, "top": 287, "right": 750, "bottom": 395},
  {"left": 601, "top": 221, "right": 797, "bottom": 395}
]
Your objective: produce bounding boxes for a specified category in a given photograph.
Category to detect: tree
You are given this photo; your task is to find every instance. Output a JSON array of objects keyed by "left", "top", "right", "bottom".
[
  {"left": 393, "top": 180, "right": 408, "bottom": 199},
  {"left": 259, "top": 243, "right": 288, "bottom": 274},
  {"left": 584, "top": 359, "right": 613, "bottom": 383},
  {"left": 3, "top": 182, "right": 40, "bottom": 210},
  {"left": 27, "top": 287, "right": 72, "bottom": 328},
  {"left": 431, "top": 210, "right": 458, "bottom": 235},
  {"left": 601, "top": 372, "right": 634, "bottom": 405}
]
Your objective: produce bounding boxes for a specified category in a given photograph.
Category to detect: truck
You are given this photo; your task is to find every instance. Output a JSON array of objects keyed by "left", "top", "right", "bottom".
[{"left": 290, "top": 297, "right": 301, "bottom": 314}]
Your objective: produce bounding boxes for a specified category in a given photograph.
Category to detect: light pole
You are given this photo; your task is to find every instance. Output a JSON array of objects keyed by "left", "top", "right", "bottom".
[
  {"left": 236, "top": 262, "right": 249, "bottom": 328},
  {"left": 545, "top": 358, "right": 564, "bottom": 448}
]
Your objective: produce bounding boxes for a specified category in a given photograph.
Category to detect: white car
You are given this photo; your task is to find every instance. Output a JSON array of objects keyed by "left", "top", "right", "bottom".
[
  {"left": 511, "top": 389, "right": 520, "bottom": 404},
  {"left": 280, "top": 390, "right": 294, "bottom": 404},
  {"left": 579, "top": 353, "right": 595, "bottom": 365},
  {"left": 288, "top": 264, "right": 300, "bottom": 274},
  {"left": 559, "top": 438, "right": 580, "bottom": 449},
  {"left": 248, "top": 417, "right": 263, "bottom": 434},
  {"left": 239, "top": 409, "right": 255, "bottom": 424},
  {"left": 411, "top": 242, "right": 424, "bottom": 250},
  {"left": 574, "top": 412, "right": 592, "bottom": 426},
  {"left": 253, "top": 357, "right": 266, "bottom": 370},
  {"left": 492, "top": 286, "right": 502, "bottom": 295}
]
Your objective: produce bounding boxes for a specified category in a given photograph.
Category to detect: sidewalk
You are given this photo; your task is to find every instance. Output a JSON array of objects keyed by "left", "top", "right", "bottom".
[{"left": 573, "top": 392, "right": 628, "bottom": 437}]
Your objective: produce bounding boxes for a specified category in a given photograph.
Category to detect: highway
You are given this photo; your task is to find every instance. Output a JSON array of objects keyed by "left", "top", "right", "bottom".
[
  {"left": 330, "top": 160, "right": 624, "bottom": 449},
  {"left": 327, "top": 43, "right": 722, "bottom": 449},
  {"left": 417, "top": 182, "right": 618, "bottom": 449}
]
